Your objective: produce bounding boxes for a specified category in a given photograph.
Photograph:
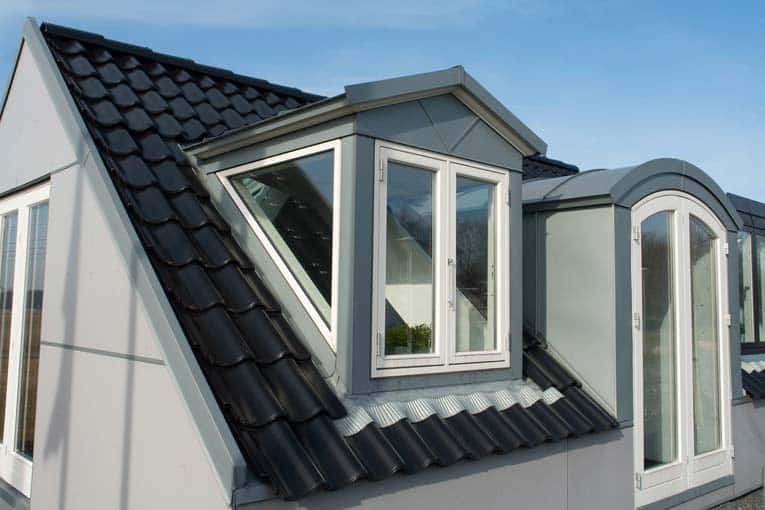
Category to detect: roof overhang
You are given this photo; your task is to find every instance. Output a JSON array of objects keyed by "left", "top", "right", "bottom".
[{"left": 184, "top": 66, "right": 547, "bottom": 160}]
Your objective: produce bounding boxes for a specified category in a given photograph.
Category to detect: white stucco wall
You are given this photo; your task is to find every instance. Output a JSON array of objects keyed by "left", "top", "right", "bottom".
[
  {"left": 0, "top": 41, "right": 77, "bottom": 193},
  {"left": 0, "top": 37, "right": 230, "bottom": 510}
]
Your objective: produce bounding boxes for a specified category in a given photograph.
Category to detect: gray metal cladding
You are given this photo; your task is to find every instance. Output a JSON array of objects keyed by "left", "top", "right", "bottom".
[{"left": 42, "top": 22, "right": 617, "bottom": 500}]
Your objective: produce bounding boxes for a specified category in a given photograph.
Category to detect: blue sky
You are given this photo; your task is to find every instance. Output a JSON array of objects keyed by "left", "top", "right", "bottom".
[{"left": 1, "top": 1, "right": 763, "bottom": 199}]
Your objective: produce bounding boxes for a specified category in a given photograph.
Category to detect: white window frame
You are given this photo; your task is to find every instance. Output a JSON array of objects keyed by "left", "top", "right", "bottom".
[
  {"left": 0, "top": 182, "right": 50, "bottom": 497},
  {"left": 632, "top": 191, "right": 733, "bottom": 508},
  {"left": 372, "top": 141, "right": 511, "bottom": 378},
  {"left": 218, "top": 140, "right": 342, "bottom": 351}
]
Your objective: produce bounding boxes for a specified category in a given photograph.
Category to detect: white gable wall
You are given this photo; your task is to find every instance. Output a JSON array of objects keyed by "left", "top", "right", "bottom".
[
  {"left": 0, "top": 41, "right": 77, "bottom": 193},
  {"left": 0, "top": 30, "right": 233, "bottom": 509}
]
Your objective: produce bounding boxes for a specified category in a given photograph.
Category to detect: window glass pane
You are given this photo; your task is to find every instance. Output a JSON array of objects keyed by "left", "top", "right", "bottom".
[
  {"left": 641, "top": 211, "right": 678, "bottom": 470},
  {"left": 738, "top": 232, "right": 755, "bottom": 343},
  {"left": 231, "top": 151, "right": 334, "bottom": 324},
  {"left": 455, "top": 176, "right": 495, "bottom": 352},
  {"left": 0, "top": 212, "right": 17, "bottom": 443},
  {"left": 689, "top": 215, "right": 721, "bottom": 455},
  {"left": 757, "top": 235, "right": 765, "bottom": 342},
  {"left": 384, "top": 162, "right": 435, "bottom": 355},
  {"left": 16, "top": 202, "right": 48, "bottom": 458}
]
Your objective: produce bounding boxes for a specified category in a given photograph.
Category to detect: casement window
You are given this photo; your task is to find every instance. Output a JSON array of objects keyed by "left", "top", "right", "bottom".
[
  {"left": 372, "top": 142, "right": 510, "bottom": 377},
  {"left": 0, "top": 183, "right": 50, "bottom": 497},
  {"left": 737, "top": 232, "right": 756, "bottom": 344},
  {"left": 219, "top": 141, "right": 341, "bottom": 350},
  {"left": 632, "top": 192, "right": 732, "bottom": 507},
  {"left": 736, "top": 230, "right": 765, "bottom": 353}
]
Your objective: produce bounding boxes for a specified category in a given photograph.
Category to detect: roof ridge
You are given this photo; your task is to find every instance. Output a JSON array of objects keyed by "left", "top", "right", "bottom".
[{"left": 40, "top": 22, "right": 326, "bottom": 103}]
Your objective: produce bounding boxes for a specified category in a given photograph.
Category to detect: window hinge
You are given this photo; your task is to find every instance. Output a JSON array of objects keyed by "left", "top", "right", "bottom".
[
  {"left": 730, "top": 445, "right": 735, "bottom": 459},
  {"left": 633, "top": 311, "right": 641, "bottom": 330},
  {"left": 725, "top": 313, "right": 731, "bottom": 327},
  {"left": 635, "top": 472, "right": 643, "bottom": 490},
  {"left": 377, "top": 332, "right": 384, "bottom": 358},
  {"left": 378, "top": 158, "right": 385, "bottom": 182},
  {"left": 724, "top": 242, "right": 729, "bottom": 256},
  {"left": 632, "top": 225, "right": 640, "bottom": 242},
  {"left": 507, "top": 189, "right": 511, "bottom": 205}
]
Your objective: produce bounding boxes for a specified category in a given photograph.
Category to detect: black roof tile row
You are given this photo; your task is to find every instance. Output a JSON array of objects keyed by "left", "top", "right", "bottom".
[{"left": 41, "top": 22, "right": 617, "bottom": 500}]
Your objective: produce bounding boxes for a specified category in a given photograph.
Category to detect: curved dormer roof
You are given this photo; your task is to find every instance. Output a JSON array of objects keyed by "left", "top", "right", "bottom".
[{"left": 523, "top": 158, "right": 742, "bottom": 231}]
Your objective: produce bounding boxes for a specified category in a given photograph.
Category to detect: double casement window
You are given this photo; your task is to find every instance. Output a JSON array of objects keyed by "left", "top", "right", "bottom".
[
  {"left": 0, "top": 184, "right": 49, "bottom": 497},
  {"left": 372, "top": 142, "right": 510, "bottom": 377},
  {"left": 219, "top": 141, "right": 341, "bottom": 350},
  {"left": 737, "top": 230, "right": 765, "bottom": 352},
  {"left": 632, "top": 192, "right": 732, "bottom": 507}
]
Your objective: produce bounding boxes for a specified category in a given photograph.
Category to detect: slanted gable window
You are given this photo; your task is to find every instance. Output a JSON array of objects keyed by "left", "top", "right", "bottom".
[
  {"left": 219, "top": 141, "right": 341, "bottom": 350},
  {"left": 0, "top": 183, "right": 50, "bottom": 497},
  {"left": 372, "top": 142, "right": 510, "bottom": 377}
]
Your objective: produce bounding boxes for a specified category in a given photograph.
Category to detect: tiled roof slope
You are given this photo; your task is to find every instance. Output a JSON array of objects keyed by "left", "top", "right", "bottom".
[
  {"left": 522, "top": 154, "right": 579, "bottom": 180},
  {"left": 41, "top": 23, "right": 617, "bottom": 500},
  {"left": 742, "top": 360, "right": 765, "bottom": 399}
]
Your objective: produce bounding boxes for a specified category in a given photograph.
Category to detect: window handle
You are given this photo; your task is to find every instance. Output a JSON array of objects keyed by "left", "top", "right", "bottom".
[{"left": 448, "top": 257, "right": 456, "bottom": 310}]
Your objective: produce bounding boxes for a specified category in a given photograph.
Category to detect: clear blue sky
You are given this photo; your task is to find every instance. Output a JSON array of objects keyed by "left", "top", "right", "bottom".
[{"left": 2, "top": 1, "right": 763, "bottom": 199}]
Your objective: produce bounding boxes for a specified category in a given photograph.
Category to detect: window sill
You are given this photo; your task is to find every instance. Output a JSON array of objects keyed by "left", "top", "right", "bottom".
[{"left": 0, "top": 477, "right": 28, "bottom": 510}]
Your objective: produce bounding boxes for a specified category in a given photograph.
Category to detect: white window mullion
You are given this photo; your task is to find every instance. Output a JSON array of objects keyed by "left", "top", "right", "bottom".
[
  {"left": 2, "top": 204, "right": 29, "bottom": 460},
  {"left": 445, "top": 162, "right": 457, "bottom": 365}
]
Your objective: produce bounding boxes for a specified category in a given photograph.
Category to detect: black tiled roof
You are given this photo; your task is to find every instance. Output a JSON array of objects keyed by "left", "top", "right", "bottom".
[
  {"left": 523, "top": 154, "right": 579, "bottom": 180},
  {"left": 742, "top": 361, "right": 765, "bottom": 399},
  {"left": 41, "top": 23, "right": 617, "bottom": 500},
  {"left": 728, "top": 193, "right": 765, "bottom": 231}
]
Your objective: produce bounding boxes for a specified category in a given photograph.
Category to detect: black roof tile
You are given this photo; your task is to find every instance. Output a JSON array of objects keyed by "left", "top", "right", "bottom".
[
  {"left": 86, "top": 100, "right": 122, "bottom": 127},
  {"left": 522, "top": 154, "right": 579, "bottom": 180},
  {"left": 379, "top": 419, "right": 434, "bottom": 472},
  {"left": 742, "top": 365, "right": 765, "bottom": 399},
  {"left": 500, "top": 404, "right": 549, "bottom": 447},
  {"left": 260, "top": 358, "right": 326, "bottom": 422},
  {"left": 154, "top": 112, "right": 184, "bottom": 138},
  {"left": 155, "top": 75, "right": 182, "bottom": 98},
  {"left": 140, "top": 89, "right": 169, "bottom": 114},
  {"left": 97, "top": 62, "right": 126, "bottom": 84},
  {"left": 195, "top": 102, "right": 222, "bottom": 125},
  {"left": 443, "top": 411, "right": 496, "bottom": 459},
  {"left": 181, "top": 81, "right": 206, "bottom": 104},
  {"left": 41, "top": 22, "right": 618, "bottom": 500},
  {"left": 122, "top": 107, "right": 154, "bottom": 133},
  {"left": 77, "top": 76, "right": 108, "bottom": 99},
  {"left": 344, "top": 424, "right": 404, "bottom": 480},
  {"left": 206, "top": 87, "right": 230, "bottom": 109},
  {"left": 250, "top": 421, "right": 325, "bottom": 499},
  {"left": 102, "top": 127, "right": 138, "bottom": 155},
  {"left": 229, "top": 94, "right": 253, "bottom": 115},
  {"left": 126, "top": 68, "right": 154, "bottom": 92},
  {"left": 294, "top": 415, "right": 366, "bottom": 490},
  {"left": 112, "top": 154, "right": 156, "bottom": 188},
  {"left": 167, "top": 96, "right": 195, "bottom": 120},
  {"left": 472, "top": 407, "right": 524, "bottom": 453},
  {"left": 411, "top": 414, "right": 466, "bottom": 466},
  {"left": 110, "top": 83, "right": 140, "bottom": 108},
  {"left": 67, "top": 54, "right": 96, "bottom": 76}
]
